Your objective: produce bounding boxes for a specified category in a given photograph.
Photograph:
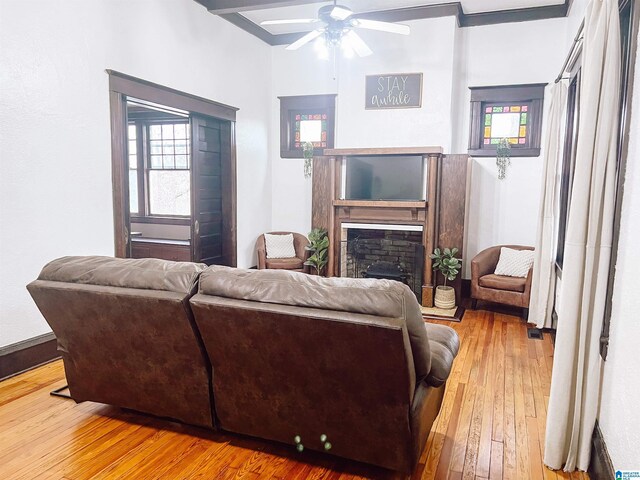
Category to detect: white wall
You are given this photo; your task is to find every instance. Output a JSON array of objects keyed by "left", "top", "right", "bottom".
[
  {"left": 453, "top": 19, "right": 567, "bottom": 275},
  {"left": 0, "top": 0, "right": 272, "bottom": 347},
  {"left": 270, "top": 15, "right": 458, "bottom": 235},
  {"left": 271, "top": 15, "right": 567, "bottom": 276},
  {"left": 597, "top": 31, "right": 640, "bottom": 471}
]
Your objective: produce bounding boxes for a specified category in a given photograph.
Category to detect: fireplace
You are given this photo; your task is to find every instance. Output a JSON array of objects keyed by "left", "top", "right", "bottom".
[
  {"left": 311, "top": 147, "right": 468, "bottom": 307},
  {"left": 340, "top": 224, "right": 424, "bottom": 300}
]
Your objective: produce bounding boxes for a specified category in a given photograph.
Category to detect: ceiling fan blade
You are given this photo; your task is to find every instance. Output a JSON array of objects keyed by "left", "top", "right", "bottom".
[
  {"left": 345, "top": 31, "right": 372, "bottom": 57},
  {"left": 260, "top": 18, "right": 318, "bottom": 26},
  {"left": 353, "top": 19, "right": 410, "bottom": 35},
  {"left": 330, "top": 6, "right": 353, "bottom": 20},
  {"left": 286, "top": 29, "right": 324, "bottom": 50}
]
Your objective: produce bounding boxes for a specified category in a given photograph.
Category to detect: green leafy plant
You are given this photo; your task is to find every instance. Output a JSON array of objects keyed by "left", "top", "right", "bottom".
[
  {"left": 304, "top": 228, "right": 329, "bottom": 275},
  {"left": 430, "top": 247, "right": 462, "bottom": 286},
  {"left": 496, "top": 138, "right": 512, "bottom": 180},
  {"left": 302, "top": 142, "right": 314, "bottom": 179}
]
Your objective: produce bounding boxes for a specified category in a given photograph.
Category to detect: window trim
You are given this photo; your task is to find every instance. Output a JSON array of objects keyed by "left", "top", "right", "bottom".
[
  {"left": 279, "top": 94, "right": 336, "bottom": 159},
  {"left": 468, "top": 83, "right": 547, "bottom": 157},
  {"left": 555, "top": 70, "right": 581, "bottom": 271}
]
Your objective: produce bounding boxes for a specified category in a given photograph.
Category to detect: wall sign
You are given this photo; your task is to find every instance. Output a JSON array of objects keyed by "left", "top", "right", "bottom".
[{"left": 365, "top": 73, "right": 423, "bottom": 109}]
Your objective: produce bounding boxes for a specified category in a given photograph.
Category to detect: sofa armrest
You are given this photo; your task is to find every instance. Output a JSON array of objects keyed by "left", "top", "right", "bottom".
[{"left": 471, "top": 246, "right": 502, "bottom": 281}]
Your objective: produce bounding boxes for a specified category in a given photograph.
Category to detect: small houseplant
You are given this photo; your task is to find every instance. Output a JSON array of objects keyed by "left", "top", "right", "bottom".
[
  {"left": 302, "top": 142, "right": 314, "bottom": 179},
  {"left": 496, "top": 138, "right": 511, "bottom": 180},
  {"left": 304, "top": 228, "right": 329, "bottom": 275},
  {"left": 430, "top": 247, "right": 462, "bottom": 309}
]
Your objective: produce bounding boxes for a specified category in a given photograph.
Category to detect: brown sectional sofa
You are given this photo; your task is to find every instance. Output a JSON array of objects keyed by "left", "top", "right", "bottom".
[{"left": 27, "top": 256, "right": 460, "bottom": 474}]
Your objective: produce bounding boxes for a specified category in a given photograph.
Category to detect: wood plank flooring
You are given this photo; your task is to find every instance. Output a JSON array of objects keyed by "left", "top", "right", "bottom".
[{"left": 0, "top": 309, "right": 589, "bottom": 479}]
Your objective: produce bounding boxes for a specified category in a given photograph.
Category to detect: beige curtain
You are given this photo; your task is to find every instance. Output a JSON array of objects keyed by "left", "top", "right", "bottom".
[
  {"left": 544, "top": 0, "right": 620, "bottom": 472},
  {"left": 530, "top": 82, "right": 568, "bottom": 329}
]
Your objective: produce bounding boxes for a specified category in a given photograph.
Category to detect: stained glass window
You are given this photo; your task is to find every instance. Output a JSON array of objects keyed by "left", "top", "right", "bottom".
[
  {"left": 482, "top": 105, "right": 529, "bottom": 146},
  {"left": 468, "top": 84, "right": 545, "bottom": 157},
  {"left": 279, "top": 95, "right": 336, "bottom": 158},
  {"left": 293, "top": 113, "right": 328, "bottom": 149}
]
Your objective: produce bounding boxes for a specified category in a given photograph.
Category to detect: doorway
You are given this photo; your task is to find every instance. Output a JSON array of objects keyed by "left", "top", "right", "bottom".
[{"left": 108, "top": 70, "right": 237, "bottom": 266}]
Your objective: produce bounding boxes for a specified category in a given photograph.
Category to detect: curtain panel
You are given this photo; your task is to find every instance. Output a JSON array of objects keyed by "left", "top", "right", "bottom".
[
  {"left": 530, "top": 82, "right": 568, "bottom": 329},
  {"left": 544, "top": 0, "right": 621, "bottom": 472}
]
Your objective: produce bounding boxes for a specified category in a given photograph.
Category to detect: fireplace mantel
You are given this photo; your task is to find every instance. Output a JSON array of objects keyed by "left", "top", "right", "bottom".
[{"left": 312, "top": 147, "right": 468, "bottom": 307}]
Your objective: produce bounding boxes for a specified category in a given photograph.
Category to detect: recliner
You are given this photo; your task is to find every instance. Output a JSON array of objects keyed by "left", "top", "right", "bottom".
[{"left": 27, "top": 256, "right": 460, "bottom": 474}]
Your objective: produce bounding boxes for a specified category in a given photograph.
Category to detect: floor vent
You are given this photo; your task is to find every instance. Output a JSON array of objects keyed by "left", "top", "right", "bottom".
[{"left": 527, "top": 328, "right": 544, "bottom": 340}]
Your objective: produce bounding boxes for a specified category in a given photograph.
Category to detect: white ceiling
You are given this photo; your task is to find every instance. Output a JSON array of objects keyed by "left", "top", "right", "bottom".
[{"left": 242, "top": 0, "right": 565, "bottom": 34}]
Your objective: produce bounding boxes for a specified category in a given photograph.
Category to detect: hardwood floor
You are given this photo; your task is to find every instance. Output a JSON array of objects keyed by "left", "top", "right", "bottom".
[{"left": 0, "top": 309, "right": 588, "bottom": 480}]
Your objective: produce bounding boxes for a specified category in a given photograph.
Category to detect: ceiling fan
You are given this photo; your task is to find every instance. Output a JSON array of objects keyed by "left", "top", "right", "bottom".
[{"left": 260, "top": 2, "right": 411, "bottom": 58}]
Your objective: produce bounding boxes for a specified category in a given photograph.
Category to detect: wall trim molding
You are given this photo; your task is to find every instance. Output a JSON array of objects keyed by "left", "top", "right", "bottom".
[
  {"left": 588, "top": 420, "right": 615, "bottom": 480},
  {"left": 194, "top": 0, "right": 571, "bottom": 46},
  {"left": 0, "top": 332, "right": 59, "bottom": 380}
]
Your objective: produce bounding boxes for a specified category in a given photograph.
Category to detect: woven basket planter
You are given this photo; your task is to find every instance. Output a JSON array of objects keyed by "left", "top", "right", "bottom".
[{"left": 434, "top": 286, "right": 456, "bottom": 309}]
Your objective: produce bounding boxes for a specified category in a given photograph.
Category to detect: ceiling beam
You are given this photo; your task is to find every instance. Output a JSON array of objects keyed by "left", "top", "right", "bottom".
[{"left": 202, "top": 0, "right": 321, "bottom": 15}]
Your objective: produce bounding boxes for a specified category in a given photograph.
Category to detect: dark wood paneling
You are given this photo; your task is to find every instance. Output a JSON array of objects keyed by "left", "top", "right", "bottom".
[
  {"left": 436, "top": 154, "right": 469, "bottom": 305},
  {"left": 423, "top": 154, "right": 441, "bottom": 307},
  {"left": 131, "top": 242, "right": 191, "bottom": 262},
  {"left": 311, "top": 156, "right": 335, "bottom": 275},
  {"left": 588, "top": 421, "right": 615, "bottom": 480},
  {"left": 191, "top": 116, "right": 225, "bottom": 266},
  {"left": 324, "top": 146, "right": 442, "bottom": 156},
  {"left": 108, "top": 70, "right": 238, "bottom": 122},
  {"left": 0, "top": 333, "right": 59, "bottom": 380}
]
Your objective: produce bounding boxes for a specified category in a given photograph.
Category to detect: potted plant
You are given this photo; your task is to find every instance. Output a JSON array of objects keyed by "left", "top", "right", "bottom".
[
  {"left": 496, "top": 138, "right": 511, "bottom": 180},
  {"left": 302, "top": 141, "right": 314, "bottom": 179},
  {"left": 430, "top": 247, "right": 462, "bottom": 309},
  {"left": 304, "top": 228, "right": 329, "bottom": 275}
]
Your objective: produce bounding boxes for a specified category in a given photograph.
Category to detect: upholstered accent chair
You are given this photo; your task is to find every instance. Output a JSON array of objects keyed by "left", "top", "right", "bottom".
[
  {"left": 470, "top": 245, "right": 534, "bottom": 318},
  {"left": 255, "top": 231, "right": 309, "bottom": 272}
]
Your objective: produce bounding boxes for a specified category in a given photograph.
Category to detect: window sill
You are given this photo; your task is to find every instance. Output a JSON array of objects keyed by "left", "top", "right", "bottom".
[{"left": 131, "top": 216, "right": 190, "bottom": 226}]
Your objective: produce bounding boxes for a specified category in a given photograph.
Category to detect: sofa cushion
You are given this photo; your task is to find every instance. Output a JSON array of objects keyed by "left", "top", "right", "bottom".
[
  {"left": 37, "top": 256, "right": 206, "bottom": 294},
  {"left": 199, "top": 265, "right": 432, "bottom": 382},
  {"left": 425, "top": 323, "right": 460, "bottom": 357},
  {"left": 424, "top": 323, "right": 459, "bottom": 387},
  {"left": 494, "top": 247, "right": 534, "bottom": 278},
  {"left": 265, "top": 257, "right": 304, "bottom": 270},
  {"left": 479, "top": 274, "right": 527, "bottom": 293},
  {"left": 264, "top": 233, "right": 297, "bottom": 259}
]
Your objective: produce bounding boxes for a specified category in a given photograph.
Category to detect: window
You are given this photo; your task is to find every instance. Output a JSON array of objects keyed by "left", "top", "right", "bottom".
[
  {"left": 128, "top": 120, "right": 191, "bottom": 218},
  {"left": 556, "top": 72, "right": 580, "bottom": 270},
  {"left": 468, "top": 84, "right": 546, "bottom": 157},
  {"left": 279, "top": 94, "right": 336, "bottom": 158}
]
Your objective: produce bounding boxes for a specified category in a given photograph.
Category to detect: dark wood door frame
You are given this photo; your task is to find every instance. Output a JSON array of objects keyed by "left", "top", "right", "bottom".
[{"left": 107, "top": 70, "right": 238, "bottom": 263}]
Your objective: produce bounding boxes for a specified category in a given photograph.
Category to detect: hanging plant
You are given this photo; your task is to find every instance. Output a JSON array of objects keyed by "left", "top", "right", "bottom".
[
  {"left": 496, "top": 138, "right": 512, "bottom": 180},
  {"left": 302, "top": 142, "right": 314, "bottom": 179}
]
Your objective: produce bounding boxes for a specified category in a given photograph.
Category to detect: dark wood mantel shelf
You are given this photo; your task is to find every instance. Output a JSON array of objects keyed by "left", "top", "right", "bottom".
[
  {"left": 333, "top": 200, "right": 427, "bottom": 208},
  {"left": 323, "top": 146, "right": 443, "bottom": 156}
]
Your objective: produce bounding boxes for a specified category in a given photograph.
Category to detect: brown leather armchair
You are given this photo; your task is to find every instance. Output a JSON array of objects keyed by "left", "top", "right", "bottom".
[
  {"left": 471, "top": 245, "right": 534, "bottom": 318},
  {"left": 256, "top": 231, "right": 309, "bottom": 272}
]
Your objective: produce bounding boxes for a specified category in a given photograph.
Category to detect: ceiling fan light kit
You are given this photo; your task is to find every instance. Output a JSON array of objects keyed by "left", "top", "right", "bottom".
[{"left": 264, "top": 3, "right": 410, "bottom": 59}]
